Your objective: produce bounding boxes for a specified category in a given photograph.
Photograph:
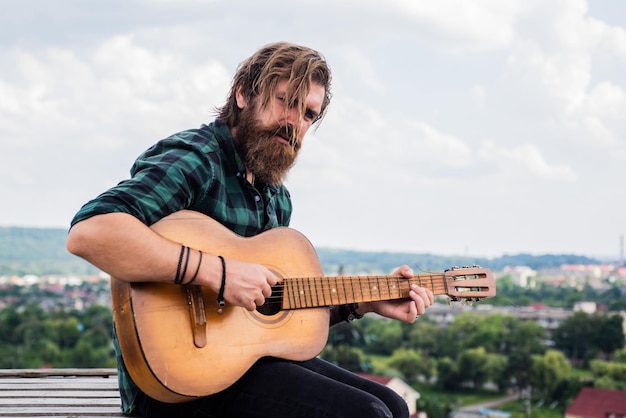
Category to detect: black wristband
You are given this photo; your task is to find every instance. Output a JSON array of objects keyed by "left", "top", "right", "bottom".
[
  {"left": 347, "top": 303, "right": 363, "bottom": 322},
  {"left": 174, "top": 245, "right": 186, "bottom": 284},
  {"left": 216, "top": 255, "right": 226, "bottom": 314},
  {"left": 185, "top": 250, "right": 202, "bottom": 285},
  {"left": 337, "top": 303, "right": 363, "bottom": 322}
]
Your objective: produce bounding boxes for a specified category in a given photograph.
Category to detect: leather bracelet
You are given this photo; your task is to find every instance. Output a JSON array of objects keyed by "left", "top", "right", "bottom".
[
  {"left": 185, "top": 250, "right": 202, "bottom": 285},
  {"left": 174, "top": 245, "right": 186, "bottom": 284},
  {"left": 216, "top": 255, "right": 226, "bottom": 314}
]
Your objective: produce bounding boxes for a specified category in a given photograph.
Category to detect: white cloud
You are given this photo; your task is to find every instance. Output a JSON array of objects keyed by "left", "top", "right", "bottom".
[
  {"left": 140, "top": 0, "right": 218, "bottom": 4},
  {"left": 478, "top": 141, "right": 576, "bottom": 181},
  {"left": 385, "top": 0, "right": 526, "bottom": 53},
  {"left": 333, "top": 46, "right": 386, "bottom": 95}
]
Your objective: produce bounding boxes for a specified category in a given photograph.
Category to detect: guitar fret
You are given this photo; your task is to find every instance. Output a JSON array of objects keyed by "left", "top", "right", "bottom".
[
  {"left": 297, "top": 277, "right": 306, "bottom": 308},
  {"left": 384, "top": 276, "right": 390, "bottom": 298},
  {"left": 311, "top": 276, "right": 320, "bottom": 308},
  {"left": 392, "top": 276, "right": 399, "bottom": 298},
  {"left": 332, "top": 276, "right": 342, "bottom": 304},
  {"left": 300, "top": 277, "right": 308, "bottom": 308},
  {"left": 349, "top": 276, "right": 356, "bottom": 304},
  {"left": 298, "top": 278, "right": 304, "bottom": 307},
  {"left": 341, "top": 277, "right": 348, "bottom": 305},
  {"left": 318, "top": 276, "right": 326, "bottom": 306},
  {"left": 371, "top": 276, "right": 379, "bottom": 300},
  {"left": 288, "top": 278, "right": 296, "bottom": 309},
  {"left": 334, "top": 276, "right": 342, "bottom": 304},
  {"left": 327, "top": 276, "right": 335, "bottom": 305},
  {"left": 377, "top": 276, "right": 383, "bottom": 298},
  {"left": 306, "top": 276, "right": 314, "bottom": 308},
  {"left": 339, "top": 276, "right": 345, "bottom": 304},
  {"left": 394, "top": 275, "right": 402, "bottom": 298},
  {"left": 359, "top": 280, "right": 363, "bottom": 302}
]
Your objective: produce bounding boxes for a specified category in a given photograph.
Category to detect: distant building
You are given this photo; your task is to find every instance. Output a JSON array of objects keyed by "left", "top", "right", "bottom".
[
  {"left": 565, "top": 387, "right": 626, "bottom": 418},
  {"left": 359, "top": 374, "right": 423, "bottom": 417},
  {"left": 574, "top": 301, "right": 597, "bottom": 314},
  {"left": 500, "top": 266, "right": 536, "bottom": 288}
]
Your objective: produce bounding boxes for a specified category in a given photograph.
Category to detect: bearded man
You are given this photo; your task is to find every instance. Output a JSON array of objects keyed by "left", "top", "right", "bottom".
[{"left": 67, "top": 42, "right": 433, "bottom": 418}]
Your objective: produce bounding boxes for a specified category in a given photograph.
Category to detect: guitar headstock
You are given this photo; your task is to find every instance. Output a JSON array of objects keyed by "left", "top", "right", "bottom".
[{"left": 444, "top": 266, "right": 496, "bottom": 302}]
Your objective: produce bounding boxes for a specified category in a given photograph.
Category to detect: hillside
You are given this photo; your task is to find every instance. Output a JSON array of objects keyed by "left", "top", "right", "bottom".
[
  {"left": 0, "top": 227, "right": 99, "bottom": 276},
  {"left": 0, "top": 226, "right": 601, "bottom": 276}
]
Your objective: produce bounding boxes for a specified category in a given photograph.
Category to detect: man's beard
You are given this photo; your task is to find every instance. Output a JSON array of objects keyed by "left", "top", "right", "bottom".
[{"left": 234, "top": 106, "right": 301, "bottom": 186}]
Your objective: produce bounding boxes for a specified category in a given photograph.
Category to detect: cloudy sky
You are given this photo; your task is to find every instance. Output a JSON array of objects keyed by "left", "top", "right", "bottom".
[{"left": 1, "top": 0, "right": 625, "bottom": 260}]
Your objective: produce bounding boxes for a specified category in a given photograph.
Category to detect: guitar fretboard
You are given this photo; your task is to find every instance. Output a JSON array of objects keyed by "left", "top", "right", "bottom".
[{"left": 280, "top": 274, "right": 447, "bottom": 309}]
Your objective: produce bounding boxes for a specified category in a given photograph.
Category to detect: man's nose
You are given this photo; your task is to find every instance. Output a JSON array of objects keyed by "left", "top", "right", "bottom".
[{"left": 282, "top": 106, "right": 299, "bottom": 125}]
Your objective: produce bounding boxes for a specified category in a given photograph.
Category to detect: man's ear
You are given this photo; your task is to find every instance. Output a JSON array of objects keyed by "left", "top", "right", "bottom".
[{"left": 235, "top": 86, "right": 248, "bottom": 109}]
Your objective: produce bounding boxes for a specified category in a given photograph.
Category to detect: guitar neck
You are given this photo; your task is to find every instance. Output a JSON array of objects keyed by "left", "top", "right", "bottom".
[{"left": 280, "top": 273, "right": 448, "bottom": 309}]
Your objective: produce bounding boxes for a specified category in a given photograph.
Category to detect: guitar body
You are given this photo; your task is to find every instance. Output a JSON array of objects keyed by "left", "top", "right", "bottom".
[{"left": 111, "top": 210, "right": 330, "bottom": 403}]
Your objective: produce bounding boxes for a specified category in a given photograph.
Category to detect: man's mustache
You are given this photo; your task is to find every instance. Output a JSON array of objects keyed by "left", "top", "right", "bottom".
[{"left": 272, "top": 125, "right": 299, "bottom": 148}]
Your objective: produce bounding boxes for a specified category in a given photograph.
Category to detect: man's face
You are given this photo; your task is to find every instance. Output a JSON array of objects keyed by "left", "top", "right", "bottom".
[{"left": 233, "top": 80, "right": 325, "bottom": 185}]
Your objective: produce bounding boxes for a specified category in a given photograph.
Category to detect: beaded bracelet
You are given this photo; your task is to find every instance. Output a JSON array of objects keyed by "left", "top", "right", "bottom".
[{"left": 174, "top": 245, "right": 187, "bottom": 284}]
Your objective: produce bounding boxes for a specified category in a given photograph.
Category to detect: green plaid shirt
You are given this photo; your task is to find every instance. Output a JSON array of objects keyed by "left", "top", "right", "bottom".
[{"left": 71, "top": 120, "right": 292, "bottom": 413}]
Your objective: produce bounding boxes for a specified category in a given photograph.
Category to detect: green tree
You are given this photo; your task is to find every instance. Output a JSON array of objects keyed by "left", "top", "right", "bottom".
[
  {"left": 328, "top": 320, "right": 364, "bottom": 348},
  {"left": 363, "top": 319, "right": 403, "bottom": 355},
  {"left": 553, "top": 312, "right": 625, "bottom": 365},
  {"left": 50, "top": 317, "right": 82, "bottom": 350},
  {"left": 593, "top": 314, "right": 625, "bottom": 358},
  {"left": 387, "top": 348, "right": 433, "bottom": 384},
  {"left": 506, "top": 350, "right": 534, "bottom": 393},
  {"left": 484, "top": 353, "right": 509, "bottom": 392},
  {"left": 614, "top": 349, "right": 626, "bottom": 363},
  {"left": 321, "top": 344, "right": 367, "bottom": 372},
  {"left": 457, "top": 347, "right": 489, "bottom": 389},
  {"left": 14, "top": 304, "right": 59, "bottom": 367},
  {"left": 406, "top": 317, "right": 440, "bottom": 356},
  {"left": 529, "top": 350, "right": 571, "bottom": 401},
  {"left": 552, "top": 311, "right": 595, "bottom": 365},
  {"left": 70, "top": 339, "right": 113, "bottom": 368},
  {"left": 501, "top": 318, "right": 546, "bottom": 357},
  {"left": 436, "top": 357, "right": 460, "bottom": 391},
  {"left": 589, "top": 359, "right": 626, "bottom": 390},
  {"left": 436, "top": 313, "right": 484, "bottom": 358}
]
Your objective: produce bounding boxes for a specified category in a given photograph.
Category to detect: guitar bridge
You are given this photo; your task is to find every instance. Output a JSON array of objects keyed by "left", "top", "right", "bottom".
[{"left": 186, "top": 285, "right": 207, "bottom": 348}]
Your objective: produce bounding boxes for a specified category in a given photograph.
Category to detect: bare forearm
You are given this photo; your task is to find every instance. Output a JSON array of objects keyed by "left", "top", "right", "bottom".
[{"left": 66, "top": 212, "right": 181, "bottom": 283}]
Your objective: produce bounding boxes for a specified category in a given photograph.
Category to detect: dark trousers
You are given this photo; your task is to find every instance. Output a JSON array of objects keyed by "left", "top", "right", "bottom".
[{"left": 135, "top": 357, "right": 410, "bottom": 418}]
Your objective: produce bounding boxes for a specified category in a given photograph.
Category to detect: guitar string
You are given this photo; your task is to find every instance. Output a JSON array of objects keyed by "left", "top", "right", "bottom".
[
  {"left": 259, "top": 274, "right": 451, "bottom": 309},
  {"left": 264, "top": 271, "right": 489, "bottom": 308},
  {"left": 195, "top": 272, "right": 485, "bottom": 308}
]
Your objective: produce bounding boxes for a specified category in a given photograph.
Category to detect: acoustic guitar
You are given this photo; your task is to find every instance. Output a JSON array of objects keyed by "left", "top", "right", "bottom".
[{"left": 110, "top": 210, "right": 496, "bottom": 403}]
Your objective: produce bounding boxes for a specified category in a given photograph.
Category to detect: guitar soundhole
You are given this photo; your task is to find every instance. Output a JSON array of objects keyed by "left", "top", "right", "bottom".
[{"left": 256, "top": 284, "right": 283, "bottom": 316}]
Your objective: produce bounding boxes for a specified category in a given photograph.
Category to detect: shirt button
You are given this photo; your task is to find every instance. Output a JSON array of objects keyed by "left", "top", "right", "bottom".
[{"left": 254, "top": 196, "right": 261, "bottom": 202}]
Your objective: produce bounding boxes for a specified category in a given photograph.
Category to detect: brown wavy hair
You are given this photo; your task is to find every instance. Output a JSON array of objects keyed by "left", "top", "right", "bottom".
[{"left": 216, "top": 42, "right": 332, "bottom": 135}]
